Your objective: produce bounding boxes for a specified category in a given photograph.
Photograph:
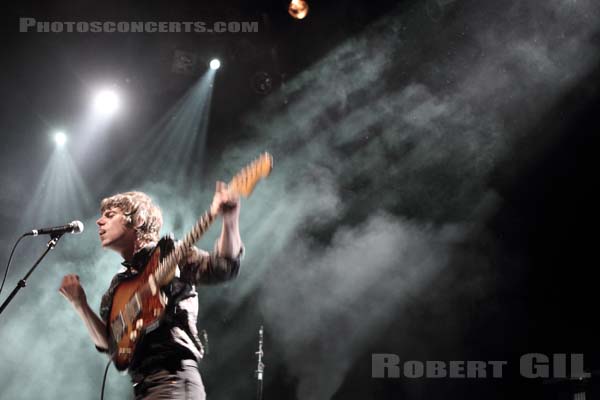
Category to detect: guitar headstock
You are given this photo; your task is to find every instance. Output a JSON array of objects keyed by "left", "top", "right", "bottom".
[{"left": 228, "top": 152, "right": 273, "bottom": 197}]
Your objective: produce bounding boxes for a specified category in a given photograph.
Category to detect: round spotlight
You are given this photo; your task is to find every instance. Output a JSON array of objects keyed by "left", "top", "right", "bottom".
[
  {"left": 288, "top": 0, "right": 309, "bottom": 20},
  {"left": 93, "top": 89, "right": 120, "bottom": 115},
  {"left": 209, "top": 59, "right": 221, "bottom": 70},
  {"left": 54, "top": 131, "right": 67, "bottom": 147}
]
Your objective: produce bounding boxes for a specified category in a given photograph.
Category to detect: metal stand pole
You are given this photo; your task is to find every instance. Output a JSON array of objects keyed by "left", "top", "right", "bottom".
[
  {"left": 255, "top": 325, "right": 265, "bottom": 400},
  {"left": 0, "top": 234, "right": 64, "bottom": 316}
]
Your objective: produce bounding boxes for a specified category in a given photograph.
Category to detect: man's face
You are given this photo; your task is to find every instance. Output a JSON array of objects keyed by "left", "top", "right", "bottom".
[{"left": 96, "top": 207, "right": 137, "bottom": 253}]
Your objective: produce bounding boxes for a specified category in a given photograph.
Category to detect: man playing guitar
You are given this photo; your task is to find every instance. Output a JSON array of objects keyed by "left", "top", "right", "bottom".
[{"left": 59, "top": 182, "right": 243, "bottom": 399}]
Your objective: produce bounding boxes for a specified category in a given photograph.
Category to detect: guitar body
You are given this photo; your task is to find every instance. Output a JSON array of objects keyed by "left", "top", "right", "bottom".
[{"left": 109, "top": 247, "right": 167, "bottom": 371}]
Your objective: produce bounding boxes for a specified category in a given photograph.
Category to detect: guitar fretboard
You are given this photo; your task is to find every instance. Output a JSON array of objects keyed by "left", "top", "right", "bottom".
[{"left": 155, "top": 210, "right": 216, "bottom": 286}]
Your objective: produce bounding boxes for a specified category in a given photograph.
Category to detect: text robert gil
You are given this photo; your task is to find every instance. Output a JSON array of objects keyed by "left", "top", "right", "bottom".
[{"left": 372, "top": 353, "right": 589, "bottom": 379}]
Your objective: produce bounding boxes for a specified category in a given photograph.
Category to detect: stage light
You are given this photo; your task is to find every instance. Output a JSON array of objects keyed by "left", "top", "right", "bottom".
[
  {"left": 209, "top": 59, "right": 221, "bottom": 70},
  {"left": 93, "top": 89, "right": 120, "bottom": 115},
  {"left": 288, "top": 0, "right": 309, "bottom": 20},
  {"left": 53, "top": 131, "right": 67, "bottom": 147}
]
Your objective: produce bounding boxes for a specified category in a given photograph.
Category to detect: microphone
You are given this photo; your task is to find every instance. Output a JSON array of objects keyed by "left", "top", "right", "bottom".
[{"left": 26, "top": 221, "right": 85, "bottom": 237}]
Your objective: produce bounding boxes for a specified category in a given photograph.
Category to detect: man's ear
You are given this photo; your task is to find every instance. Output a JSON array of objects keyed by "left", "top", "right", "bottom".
[
  {"left": 123, "top": 211, "right": 135, "bottom": 227},
  {"left": 133, "top": 208, "right": 146, "bottom": 229}
]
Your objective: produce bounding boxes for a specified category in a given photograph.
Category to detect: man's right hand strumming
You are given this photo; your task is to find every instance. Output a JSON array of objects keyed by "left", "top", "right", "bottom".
[
  {"left": 59, "top": 274, "right": 109, "bottom": 350},
  {"left": 59, "top": 274, "right": 87, "bottom": 309}
]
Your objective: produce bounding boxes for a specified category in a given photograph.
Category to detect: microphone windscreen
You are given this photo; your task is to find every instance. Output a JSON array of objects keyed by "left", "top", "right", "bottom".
[{"left": 71, "top": 220, "right": 85, "bottom": 234}]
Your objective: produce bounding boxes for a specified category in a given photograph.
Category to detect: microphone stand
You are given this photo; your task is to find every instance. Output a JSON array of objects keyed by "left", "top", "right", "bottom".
[
  {"left": 0, "top": 233, "right": 64, "bottom": 316},
  {"left": 201, "top": 329, "right": 209, "bottom": 356},
  {"left": 255, "top": 325, "right": 265, "bottom": 400}
]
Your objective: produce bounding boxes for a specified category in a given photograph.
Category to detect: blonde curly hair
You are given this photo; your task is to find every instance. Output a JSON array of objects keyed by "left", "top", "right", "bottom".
[{"left": 100, "top": 191, "right": 163, "bottom": 246}]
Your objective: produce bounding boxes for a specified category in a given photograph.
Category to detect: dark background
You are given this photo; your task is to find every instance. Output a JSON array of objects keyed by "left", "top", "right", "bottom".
[{"left": 1, "top": 0, "right": 599, "bottom": 399}]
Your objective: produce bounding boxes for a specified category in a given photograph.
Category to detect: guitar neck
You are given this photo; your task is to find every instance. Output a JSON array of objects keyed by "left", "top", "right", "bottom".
[
  {"left": 154, "top": 210, "right": 216, "bottom": 286},
  {"left": 151, "top": 152, "right": 272, "bottom": 287}
]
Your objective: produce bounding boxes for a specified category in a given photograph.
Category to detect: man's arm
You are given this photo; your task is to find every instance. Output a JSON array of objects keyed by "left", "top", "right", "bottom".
[
  {"left": 183, "top": 245, "right": 242, "bottom": 285},
  {"left": 211, "top": 180, "right": 242, "bottom": 258},
  {"left": 181, "top": 180, "right": 243, "bottom": 284},
  {"left": 59, "top": 274, "right": 109, "bottom": 351}
]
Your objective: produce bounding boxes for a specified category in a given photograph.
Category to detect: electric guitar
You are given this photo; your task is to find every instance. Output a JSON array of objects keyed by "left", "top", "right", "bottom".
[{"left": 108, "top": 152, "right": 273, "bottom": 371}]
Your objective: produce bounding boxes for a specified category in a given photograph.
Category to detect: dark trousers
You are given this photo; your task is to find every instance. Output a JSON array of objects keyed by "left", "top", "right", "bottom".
[{"left": 132, "top": 360, "right": 206, "bottom": 400}]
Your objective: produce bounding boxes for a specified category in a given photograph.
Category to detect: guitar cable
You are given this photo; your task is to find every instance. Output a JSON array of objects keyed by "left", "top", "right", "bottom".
[
  {"left": 101, "top": 358, "right": 112, "bottom": 400},
  {"left": 0, "top": 234, "right": 27, "bottom": 296}
]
